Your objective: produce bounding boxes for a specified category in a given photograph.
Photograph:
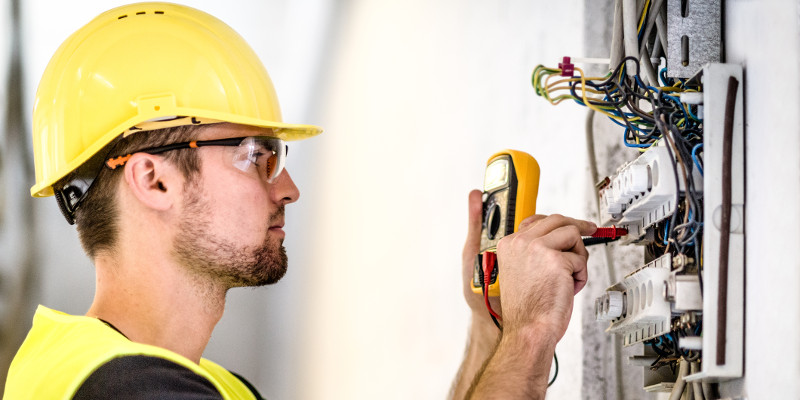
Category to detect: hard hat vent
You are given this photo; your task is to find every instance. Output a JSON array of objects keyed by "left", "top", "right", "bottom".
[{"left": 117, "top": 10, "right": 165, "bottom": 19}]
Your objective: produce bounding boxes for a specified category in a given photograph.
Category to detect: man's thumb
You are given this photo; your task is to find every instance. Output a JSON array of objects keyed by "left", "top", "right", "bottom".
[{"left": 462, "top": 189, "right": 483, "bottom": 261}]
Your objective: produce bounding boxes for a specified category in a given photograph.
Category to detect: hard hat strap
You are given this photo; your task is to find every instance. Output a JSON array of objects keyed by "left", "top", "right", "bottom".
[{"left": 54, "top": 177, "right": 94, "bottom": 225}]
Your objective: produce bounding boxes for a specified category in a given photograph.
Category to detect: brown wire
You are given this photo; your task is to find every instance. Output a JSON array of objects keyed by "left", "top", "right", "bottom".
[{"left": 717, "top": 76, "right": 739, "bottom": 365}]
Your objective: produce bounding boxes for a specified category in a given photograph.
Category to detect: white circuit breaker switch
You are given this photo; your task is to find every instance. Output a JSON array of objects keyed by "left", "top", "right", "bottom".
[
  {"left": 600, "top": 254, "right": 673, "bottom": 346},
  {"left": 595, "top": 291, "right": 625, "bottom": 321},
  {"left": 598, "top": 143, "right": 700, "bottom": 243}
]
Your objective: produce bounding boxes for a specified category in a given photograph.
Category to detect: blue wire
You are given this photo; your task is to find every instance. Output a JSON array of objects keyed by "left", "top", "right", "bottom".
[
  {"left": 685, "top": 209, "right": 696, "bottom": 246},
  {"left": 686, "top": 104, "right": 702, "bottom": 121},
  {"left": 691, "top": 143, "right": 704, "bottom": 176},
  {"left": 621, "top": 125, "right": 653, "bottom": 147},
  {"left": 663, "top": 219, "right": 670, "bottom": 245},
  {"left": 661, "top": 93, "right": 691, "bottom": 118},
  {"left": 659, "top": 68, "right": 669, "bottom": 86}
]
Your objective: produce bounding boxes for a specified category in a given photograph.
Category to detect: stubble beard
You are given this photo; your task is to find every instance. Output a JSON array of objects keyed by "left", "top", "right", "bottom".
[{"left": 172, "top": 185, "right": 288, "bottom": 290}]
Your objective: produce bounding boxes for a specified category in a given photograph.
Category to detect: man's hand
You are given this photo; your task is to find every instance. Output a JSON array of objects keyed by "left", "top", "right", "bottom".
[
  {"left": 496, "top": 213, "right": 595, "bottom": 340},
  {"left": 451, "top": 190, "right": 596, "bottom": 399}
]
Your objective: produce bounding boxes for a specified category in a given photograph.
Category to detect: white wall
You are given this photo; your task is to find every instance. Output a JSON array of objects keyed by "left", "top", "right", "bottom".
[
  {"left": 301, "top": 1, "right": 587, "bottom": 398},
  {"left": 725, "top": 0, "right": 800, "bottom": 398}
]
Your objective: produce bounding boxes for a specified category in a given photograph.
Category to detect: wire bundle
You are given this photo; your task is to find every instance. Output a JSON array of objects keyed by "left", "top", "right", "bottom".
[{"left": 532, "top": 56, "right": 701, "bottom": 151}]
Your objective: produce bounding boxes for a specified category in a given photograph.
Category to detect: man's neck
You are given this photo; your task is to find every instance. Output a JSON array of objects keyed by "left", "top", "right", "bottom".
[{"left": 86, "top": 250, "right": 226, "bottom": 364}]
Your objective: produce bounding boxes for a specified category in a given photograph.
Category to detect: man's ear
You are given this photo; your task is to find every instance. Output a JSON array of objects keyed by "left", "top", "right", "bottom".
[{"left": 122, "top": 153, "right": 182, "bottom": 211}]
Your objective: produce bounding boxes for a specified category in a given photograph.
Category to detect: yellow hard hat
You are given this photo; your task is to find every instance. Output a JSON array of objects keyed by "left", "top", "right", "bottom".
[{"left": 31, "top": 2, "right": 322, "bottom": 197}]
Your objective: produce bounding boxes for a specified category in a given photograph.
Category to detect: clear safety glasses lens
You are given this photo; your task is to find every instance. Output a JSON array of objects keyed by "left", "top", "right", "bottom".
[{"left": 231, "top": 137, "right": 286, "bottom": 183}]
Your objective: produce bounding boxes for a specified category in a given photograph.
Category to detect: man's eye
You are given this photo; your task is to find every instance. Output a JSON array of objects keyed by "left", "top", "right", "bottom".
[{"left": 249, "top": 151, "right": 266, "bottom": 165}]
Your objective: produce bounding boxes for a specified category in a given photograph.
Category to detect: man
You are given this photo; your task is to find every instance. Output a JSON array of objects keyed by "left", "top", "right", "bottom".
[{"left": 5, "top": 2, "right": 595, "bottom": 399}]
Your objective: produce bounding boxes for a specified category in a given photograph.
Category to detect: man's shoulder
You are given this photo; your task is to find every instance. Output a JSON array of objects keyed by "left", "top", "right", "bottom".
[
  {"left": 73, "top": 355, "right": 265, "bottom": 400},
  {"left": 73, "top": 355, "right": 223, "bottom": 399}
]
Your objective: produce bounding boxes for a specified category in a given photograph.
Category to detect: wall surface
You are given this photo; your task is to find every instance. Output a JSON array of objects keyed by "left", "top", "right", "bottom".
[
  {"left": 301, "top": 1, "right": 589, "bottom": 398},
  {"left": 725, "top": 0, "right": 800, "bottom": 398}
]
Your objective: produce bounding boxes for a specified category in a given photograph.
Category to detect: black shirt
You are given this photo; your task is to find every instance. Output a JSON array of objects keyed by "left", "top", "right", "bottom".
[{"left": 72, "top": 355, "right": 264, "bottom": 400}]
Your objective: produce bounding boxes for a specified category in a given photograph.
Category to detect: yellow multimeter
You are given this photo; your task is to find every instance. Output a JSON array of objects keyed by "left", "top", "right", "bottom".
[{"left": 471, "top": 150, "right": 540, "bottom": 297}]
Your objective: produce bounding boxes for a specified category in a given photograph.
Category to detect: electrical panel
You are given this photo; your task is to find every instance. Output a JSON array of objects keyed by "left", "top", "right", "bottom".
[
  {"left": 593, "top": 63, "right": 743, "bottom": 395},
  {"left": 531, "top": 0, "right": 744, "bottom": 396}
]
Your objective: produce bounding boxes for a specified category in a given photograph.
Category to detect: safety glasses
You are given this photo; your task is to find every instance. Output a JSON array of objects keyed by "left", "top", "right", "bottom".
[{"left": 105, "top": 136, "right": 288, "bottom": 183}]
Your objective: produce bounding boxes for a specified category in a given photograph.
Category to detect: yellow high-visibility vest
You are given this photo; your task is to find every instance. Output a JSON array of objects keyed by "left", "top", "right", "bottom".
[{"left": 4, "top": 305, "right": 257, "bottom": 399}]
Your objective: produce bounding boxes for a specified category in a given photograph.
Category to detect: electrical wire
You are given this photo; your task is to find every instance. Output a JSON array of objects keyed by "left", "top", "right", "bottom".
[{"left": 548, "top": 352, "right": 558, "bottom": 387}]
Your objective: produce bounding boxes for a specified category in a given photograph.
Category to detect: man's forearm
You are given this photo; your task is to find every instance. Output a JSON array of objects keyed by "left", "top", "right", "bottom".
[
  {"left": 449, "top": 316, "right": 501, "bottom": 400},
  {"left": 466, "top": 328, "right": 557, "bottom": 400}
]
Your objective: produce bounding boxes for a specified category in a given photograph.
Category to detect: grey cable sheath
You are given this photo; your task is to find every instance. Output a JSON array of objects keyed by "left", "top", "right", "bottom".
[
  {"left": 690, "top": 362, "right": 705, "bottom": 400},
  {"left": 609, "top": 0, "right": 625, "bottom": 71},
  {"left": 655, "top": 7, "right": 668, "bottom": 57},
  {"left": 640, "top": 47, "right": 660, "bottom": 87},
  {"left": 622, "top": 0, "right": 640, "bottom": 77},
  {"left": 669, "top": 360, "right": 689, "bottom": 400},
  {"left": 637, "top": 0, "right": 665, "bottom": 59}
]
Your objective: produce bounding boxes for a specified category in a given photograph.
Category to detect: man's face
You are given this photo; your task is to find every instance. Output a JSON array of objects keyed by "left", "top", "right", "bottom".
[{"left": 170, "top": 123, "right": 300, "bottom": 289}]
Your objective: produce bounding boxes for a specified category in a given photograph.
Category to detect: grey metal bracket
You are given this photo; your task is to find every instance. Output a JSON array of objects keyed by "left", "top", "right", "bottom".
[{"left": 667, "top": 0, "right": 722, "bottom": 78}]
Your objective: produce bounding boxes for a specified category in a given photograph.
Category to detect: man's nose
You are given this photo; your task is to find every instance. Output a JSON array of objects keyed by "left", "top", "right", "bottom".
[{"left": 271, "top": 169, "right": 300, "bottom": 205}]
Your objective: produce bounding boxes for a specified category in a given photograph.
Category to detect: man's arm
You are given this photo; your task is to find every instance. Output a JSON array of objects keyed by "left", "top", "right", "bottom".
[
  {"left": 449, "top": 190, "right": 500, "bottom": 400},
  {"left": 451, "top": 190, "right": 595, "bottom": 399}
]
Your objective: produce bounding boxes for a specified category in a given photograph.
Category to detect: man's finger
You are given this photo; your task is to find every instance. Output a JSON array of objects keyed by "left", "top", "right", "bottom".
[
  {"left": 562, "top": 251, "right": 589, "bottom": 295},
  {"left": 516, "top": 214, "right": 548, "bottom": 232},
  {"left": 519, "top": 214, "right": 596, "bottom": 238}
]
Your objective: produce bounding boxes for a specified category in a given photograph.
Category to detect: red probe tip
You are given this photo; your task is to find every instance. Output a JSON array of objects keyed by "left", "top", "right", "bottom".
[{"left": 591, "top": 226, "right": 628, "bottom": 240}]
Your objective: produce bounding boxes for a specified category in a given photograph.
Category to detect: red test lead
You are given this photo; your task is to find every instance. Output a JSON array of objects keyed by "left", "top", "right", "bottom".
[{"left": 583, "top": 226, "right": 628, "bottom": 246}]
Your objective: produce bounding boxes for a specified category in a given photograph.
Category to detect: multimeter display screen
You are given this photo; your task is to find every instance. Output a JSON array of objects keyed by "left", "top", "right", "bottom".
[{"left": 484, "top": 158, "right": 509, "bottom": 191}]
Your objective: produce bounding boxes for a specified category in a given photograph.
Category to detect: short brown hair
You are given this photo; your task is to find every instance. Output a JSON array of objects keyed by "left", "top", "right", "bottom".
[{"left": 70, "top": 124, "right": 209, "bottom": 259}]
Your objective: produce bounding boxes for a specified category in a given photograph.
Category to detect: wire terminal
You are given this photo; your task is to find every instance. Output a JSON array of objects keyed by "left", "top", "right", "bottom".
[{"left": 558, "top": 56, "right": 574, "bottom": 77}]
